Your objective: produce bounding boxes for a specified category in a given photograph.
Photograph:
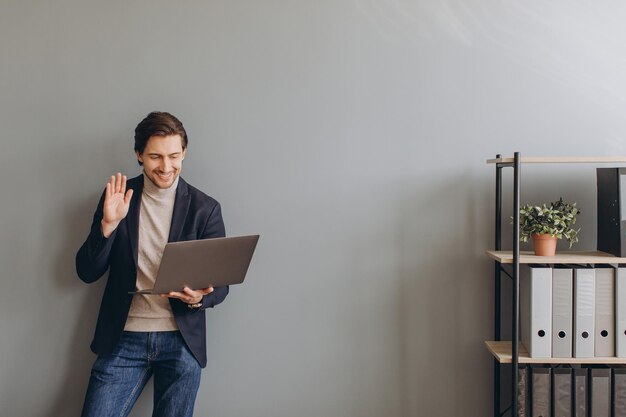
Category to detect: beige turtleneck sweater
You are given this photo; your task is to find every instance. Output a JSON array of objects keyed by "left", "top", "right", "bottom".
[{"left": 124, "top": 173, "right": 180, "bottom": 332}]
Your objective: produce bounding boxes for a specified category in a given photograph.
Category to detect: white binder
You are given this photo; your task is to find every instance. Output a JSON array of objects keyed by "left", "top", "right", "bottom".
[
  {"left": 594, "top": 266, "right": 615, "bottom": 357},
  {"left": 574, "top": 267, "right": 595, "bottom": 358},
  {"left": 552, "top": 266, "right": 573, "bottom": 358},
  {"left": 617, "top": 267, "right": 626, "bottom": 358},
  {"left": 520, "top": 265, "right": 552, "bottom": 358}
]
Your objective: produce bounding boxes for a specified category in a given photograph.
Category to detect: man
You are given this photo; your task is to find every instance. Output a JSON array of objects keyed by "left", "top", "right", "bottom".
[{"left": 76, "top": 111, "right": 228, "bottom": 417}]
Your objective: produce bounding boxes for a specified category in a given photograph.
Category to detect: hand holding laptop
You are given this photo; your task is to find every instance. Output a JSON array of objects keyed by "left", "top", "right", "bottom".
[
  {"left": 129, "top": 235, "right": 260, "bottom": 296},
  {"left": 160, "top": 286, "right": 214, "bottom": 304}
]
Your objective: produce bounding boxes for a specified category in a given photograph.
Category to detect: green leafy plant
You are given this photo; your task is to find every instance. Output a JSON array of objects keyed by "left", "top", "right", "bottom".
[{"left": 517, "top": 197, "right": 581, "bottom": 248}]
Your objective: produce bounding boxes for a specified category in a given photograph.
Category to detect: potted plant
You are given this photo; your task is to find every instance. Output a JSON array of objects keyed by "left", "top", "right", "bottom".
[{"left": 518, "top": 197, "right": 580, "bottom": 256}]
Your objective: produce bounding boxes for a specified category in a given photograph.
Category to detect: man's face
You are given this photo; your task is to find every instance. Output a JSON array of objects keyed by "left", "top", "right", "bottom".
[{"left": 136, "top": 134, "right": 186, "bottom": 189}]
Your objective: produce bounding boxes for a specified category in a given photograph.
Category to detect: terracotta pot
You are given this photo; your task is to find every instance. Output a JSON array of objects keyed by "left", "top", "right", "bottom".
[{"left": 532, "top": 233, "right": 558, "bottom": 256}]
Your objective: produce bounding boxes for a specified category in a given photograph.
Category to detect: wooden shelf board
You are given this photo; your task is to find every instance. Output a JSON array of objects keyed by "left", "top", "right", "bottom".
[
  {"left": 485, "top": 341, "right": 626, "bottom": 364},
  {"left": 486, "top": 156, "right": 626, "bottom": 164},
  {"left": 486, "top": 250, "right": 626, "bottom": 264}
]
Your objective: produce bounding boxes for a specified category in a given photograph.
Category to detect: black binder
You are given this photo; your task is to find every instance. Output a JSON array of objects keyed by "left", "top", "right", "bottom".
[
  {"left": 597, "top": 168, "right": 626, "bottom": 256},
  {"left": 591, "top": 368, "right": 611, "bottom": 417},
  {"left": 518, "top": 366, "right": 529, "bottom": 417},
  {"left": 532, "top": 367, "right": 551, "bottom": 417},
  {"left": 552, "top": 368, "right": 572, "bottom": 417},
  {"left": 614, "top": 368, "right": 626, "bottom": 417},
  {"left": 573, "top": 367, "right": 588, "bottom": 417}
]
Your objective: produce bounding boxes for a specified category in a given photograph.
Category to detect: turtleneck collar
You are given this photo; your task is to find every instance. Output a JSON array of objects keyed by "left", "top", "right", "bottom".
[{"left": 142, "top": 171, "right": 180, "bottom": 198}]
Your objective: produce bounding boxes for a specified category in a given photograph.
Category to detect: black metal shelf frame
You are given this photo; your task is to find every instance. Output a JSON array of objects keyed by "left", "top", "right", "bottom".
[{"left": 493, "top": 152, "right": 521, "bottom": 417}]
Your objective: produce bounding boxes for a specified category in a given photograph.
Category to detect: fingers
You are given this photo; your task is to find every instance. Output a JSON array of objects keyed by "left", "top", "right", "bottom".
[
  {"left": 116, "top": 172, "right": 122, "bottom": 193},
  {"left": 166, "top": 291, "right": 185, "bottom": 300},
  {"left": 159, "top": 287, "right": 210, "bottom": 304},
  {"left": 183, "top": 287, "right": 201, "bottom": 299},
  {"left": 167, "top": 291, "right": 185, "bottom": 298},
  {"left": 124, "top": 189, "right": 134, "bottom": 205},
  {"left": 166, "top": 290, "right": 201, "bottom": 304},
  {"left": 183, "top": 286, "right": 208, "bottom": 302},
  {"left": 107, "top": 175, "right": 116, "bottom": 197},
  {"left": 106, "top": 173, "right": 128, "bottom": 196},
  {"left": 183, "top": 286, "right": 213, "bottom": 296}
]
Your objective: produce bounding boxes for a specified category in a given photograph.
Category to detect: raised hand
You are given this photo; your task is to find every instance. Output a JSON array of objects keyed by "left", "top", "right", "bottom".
[{"left": 101, "top": 173, "right": 133, "bottom": 238}]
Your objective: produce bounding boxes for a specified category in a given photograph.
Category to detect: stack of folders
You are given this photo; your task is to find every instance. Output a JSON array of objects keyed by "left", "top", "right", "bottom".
[
  {"left": 520, "top": 264, "right": 626, "bottom": 359},
  {"left": 517, "top": 365, "right": 626, "bottom": 417}
]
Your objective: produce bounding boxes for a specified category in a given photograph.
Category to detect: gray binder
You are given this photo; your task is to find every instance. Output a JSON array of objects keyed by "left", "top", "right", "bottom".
[
  {"left": 595, "top": 265, "right": 615, "bottom": 357},
  {"left": 531, "top": 367, "right": 551, "bottom": 417},
  {"left": 591, "top": 368, "right": 611, "bottom": 417},
  {"left": 614, "top": 368, "right": 626, "bottom": 417},
  {"left": 521, "top": 265, "right": 552, "bottom": 358},
  {"left": 573, "top": 367, "right": 588, "bottom": 417},
  {"left": 574, "top": 267, "right": 595, "bottom": 358},
  {"left": 617, "top": 267, "right": 626, "bottom": 357},
  {"left": 552, "top": 368, "right": 572, "bottom": 417},
  {"left": 553, "top": 265, "right": 573, "bottom": 358}
]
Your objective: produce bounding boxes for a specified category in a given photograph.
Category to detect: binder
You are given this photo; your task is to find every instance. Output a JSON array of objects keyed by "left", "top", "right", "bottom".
[
  {"left": 597, "top": 167, "right": 626, "bottom": 257},
  {"left": 531, "top": 367, "right": 550, "bottom": 417},
  {"left": 517, "top": 366, "right": 529, "bottom": 417},
  {"left": 552, "top": 368, "right": 572, "bottom": 417},
  {"left": 574, "top": 267, "right": 595, "bottom": 358},
  {"left": 573, "top": 367, "right": 588, "bottom": 417},
  {"left": 594, "top": 265, "right": 615, "bottom": 357},
  {"left": 520, "top": 265, "right": 552, "bottom": 358},
  {"left": 591, "top": 368, "right": 611, "bottom": 417},
  {"left": 552, "top": 265, "right": 573, "bottom": 358},
  {"left": 617, "top": 266, "right": 626, "bottom": 358},
  {"left": 614, "top": 368, "right": 626, "bottom": 417}
]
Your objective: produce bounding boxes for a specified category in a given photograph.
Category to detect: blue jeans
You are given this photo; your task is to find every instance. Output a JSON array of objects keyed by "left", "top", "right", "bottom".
[{"left": 81, "top": 331, "right": 201, "bottom": 417}]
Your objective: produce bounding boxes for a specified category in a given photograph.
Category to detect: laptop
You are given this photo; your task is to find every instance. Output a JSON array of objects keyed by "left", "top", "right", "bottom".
[{"left": 129, "top": 234, "right": 260, "bottom": 295}]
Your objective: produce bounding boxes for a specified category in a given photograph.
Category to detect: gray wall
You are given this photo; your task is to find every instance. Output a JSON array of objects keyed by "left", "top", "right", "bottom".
[{"left": 1, "top": 1, "right": 625, "bottom": 416}]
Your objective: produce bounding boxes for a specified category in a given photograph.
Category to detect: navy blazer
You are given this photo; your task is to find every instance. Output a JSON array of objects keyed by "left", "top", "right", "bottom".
[{"left": 76, "top": 174, "right": 228, "bottom": 368}]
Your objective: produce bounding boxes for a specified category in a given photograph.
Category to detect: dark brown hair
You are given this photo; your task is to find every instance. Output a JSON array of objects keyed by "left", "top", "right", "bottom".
[{"left": 134, "top": 111, "right": 188, "bottom": 165}]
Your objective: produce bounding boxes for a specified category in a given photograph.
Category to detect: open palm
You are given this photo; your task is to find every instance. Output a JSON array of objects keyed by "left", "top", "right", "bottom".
[{"left": 103, "top": 173, "right": 133, "bottom": 224}]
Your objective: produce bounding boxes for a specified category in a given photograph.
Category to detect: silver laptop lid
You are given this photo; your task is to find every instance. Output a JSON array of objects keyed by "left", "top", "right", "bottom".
[{"left": 147, "top": 234, "right": 259, "bottom": 294}]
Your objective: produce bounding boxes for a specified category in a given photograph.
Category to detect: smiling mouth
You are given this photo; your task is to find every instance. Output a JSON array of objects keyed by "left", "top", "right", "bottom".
[{"left": 156, "top": 172, "right": 173, "bottom": 180}]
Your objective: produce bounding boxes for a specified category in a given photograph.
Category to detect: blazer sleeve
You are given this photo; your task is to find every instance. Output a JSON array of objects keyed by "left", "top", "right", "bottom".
[
  {"left": 198, "top": 202, "right": 229, "bottom": 310},
  {"left": 75, "top": 190, "right": 118, "bottom": 283}
]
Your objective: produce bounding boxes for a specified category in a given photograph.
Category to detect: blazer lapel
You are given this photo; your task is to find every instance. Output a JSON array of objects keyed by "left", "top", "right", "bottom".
[
  {"left": 126, "top": 175, "right": 143, "bottom": 270},
  {"left": 168, "top": 177, "right": 190, "bottom": 243}
]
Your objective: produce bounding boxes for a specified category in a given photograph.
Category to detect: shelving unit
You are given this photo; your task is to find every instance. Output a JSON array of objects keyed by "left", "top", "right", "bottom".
[
  {"left": 486, "top": 154, "right": 626, "bottom": 417},
  {"left": 486, "top": 250, "right": 626, "bottom": 264},
  {"left": 485, "top": 341, "right": 626, "bottom": 365}
]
